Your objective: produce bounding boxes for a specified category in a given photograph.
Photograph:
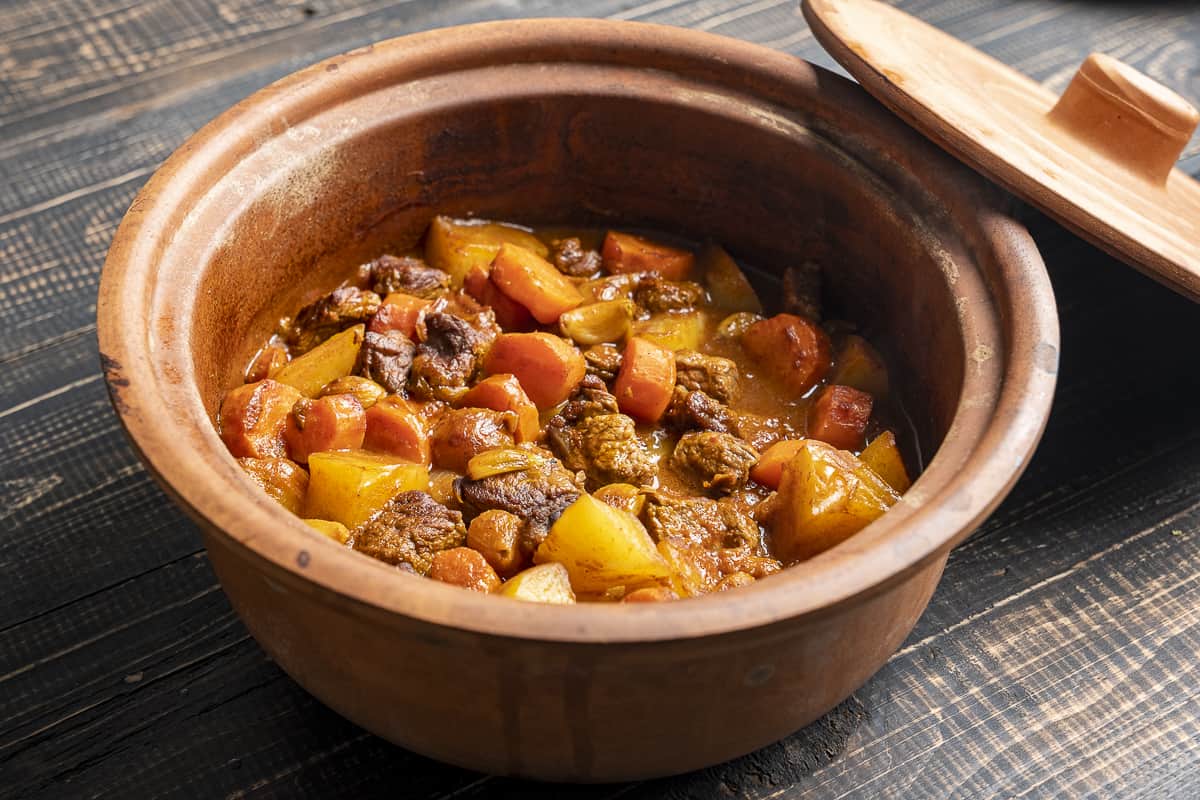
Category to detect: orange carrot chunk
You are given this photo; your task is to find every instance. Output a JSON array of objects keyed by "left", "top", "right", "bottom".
[
  {"left": 463, "top": 265, "right": 536, "bottom": 332},
  {"left": 489, "top": 243, "right": 585, "bottom": 324},
  {"left": 362, "top": 396, "right": 431, "bottom": 464},
  {"left": 749, "top": 439, "right": 807, "bottom": 490},
  {"left": 284, "top": 393, "right": 367, "bottom": 464},
  {"left": 601, "top": 231, "right": 695, "bottom": 280},
  {"left": 219, "top": 379, "right": 302, "bottom": 459},
  {"left": 483, "top": 332, "right": 587, "bottom": 409},
  {"left": 613, "top": 336, "right": 676, "bottom": 423},
  {"left": 808, "top": 385, "right": 873, "bottom": 452},
  {"left": 741, "top": 313, "right": 832, "bottom": 396},
  {"left": 458, "top": 374, "right": 540, "bottom": 443},
  {"left": 370, "top": 293, "right": 431, "bottom": 339}
]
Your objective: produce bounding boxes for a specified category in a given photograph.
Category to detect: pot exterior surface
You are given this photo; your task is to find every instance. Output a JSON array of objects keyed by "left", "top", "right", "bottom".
[{"left": 208, "top": 529, "right": 945, "bottom": 781}]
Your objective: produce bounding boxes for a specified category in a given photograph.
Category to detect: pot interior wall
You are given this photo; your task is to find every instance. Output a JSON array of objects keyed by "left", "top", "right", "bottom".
[{"left": 190, "top": 89, "right": 968, "bottom": 460}]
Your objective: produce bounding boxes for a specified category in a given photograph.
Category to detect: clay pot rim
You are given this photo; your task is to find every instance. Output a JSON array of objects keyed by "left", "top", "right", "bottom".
[{"left": 97, "top": 19, "right": 1058, "bottom": 643}]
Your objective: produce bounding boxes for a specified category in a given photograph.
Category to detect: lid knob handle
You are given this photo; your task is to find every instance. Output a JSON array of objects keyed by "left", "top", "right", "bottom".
[{"left": 1048, "top": 53, "right": 1199, "bottom": 184}]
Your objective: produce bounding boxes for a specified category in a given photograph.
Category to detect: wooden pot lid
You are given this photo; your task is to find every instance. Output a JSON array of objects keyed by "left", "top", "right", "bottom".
[{"left": 803, "top": 0, "right": 1200, "bottom": 302}]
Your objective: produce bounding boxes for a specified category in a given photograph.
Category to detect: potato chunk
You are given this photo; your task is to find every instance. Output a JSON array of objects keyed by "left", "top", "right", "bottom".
[
  {"left": 238, "top": 456, "right": 308, "bottom": 514},
  {"left": 303, "top": 518, "right": 350, "bottom": 544},
  {"left": 832, "top": 335, "right": 889, "bottom": 397},
  {"left": 770, "top": 440, "right": 899, "bottom": 562},
  {"left": 272, "top": 324, "right": 364, "bottom": 397},
  {"left": 859, "top": 431, "right": 912, "bottom": 493},
  {"left": 424, "top": 215, "right": 549, "bottom": 288},
  {"left": 535, "top": 494, "right": 671, "bottom": 593},
  {"left": 631, "top": 311, "right": 708, "bottom": 353},
  {"left": 498, "top": 563, "right": 577, "bottom": 604},
  {"left": 304, "top": 450, "right": 430, "bottom": 527},
  {"left": 700, "top": 244, "right": 762, "bottom": 314}
]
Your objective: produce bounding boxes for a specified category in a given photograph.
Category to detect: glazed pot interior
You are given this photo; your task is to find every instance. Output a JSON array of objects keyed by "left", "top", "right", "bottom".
[{"left": 190, "top": 73, "right": 975, "bottom": 465}]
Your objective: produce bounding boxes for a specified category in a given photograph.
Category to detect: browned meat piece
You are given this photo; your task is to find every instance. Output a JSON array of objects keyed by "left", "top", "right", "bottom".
[
  {"left": 349, "top": 490, "right": 467, "bottom": 574},
  {"left": 583, "top": 342, "right": 622, "bottom": 383},
  {"left": 430, "top": 408, "right": 518, "bottom": 472},
  {"left": 674, "top": 350, "right": 740, "bottom": 404},
  {"left": 665, "top": 386, "right": 737, "bottom": 434},
  {"left": 286, "top": 286, "right": 381, "bottom": 354},
  {"left": 360, "top": 330, "right": 415, "bottom": 394},
  {"left": 368, "top": 254, "right": 451, "bottom": 298},
  {"left": 456, "top": 450, "right": 584, "bottom": 554},
  {"left": 549, "top": 237, "right": 602, "bottom": 277},
  {"left": 640, "top": 490, "right": 760, "bottom": 550},
  {"left": 557, "top": 374, "right": 619, "bottom": 424},
  {"left": 409, "top": 312, "right": 490, "bottom": 400},
  {"left": 718, "top": 548, "right": 782, "bottom": 578},
  {"left": 547, "top": 412, "right": 657, "bottom": 490},
  {"left": 634, "top": 276, "right": 707, "bottom": 313},
  {"left": 782, "top": 261, "right": 822, "bottom": 321},
  {"left": 672, "top": 430, "right": 760, "bottom": 493}
]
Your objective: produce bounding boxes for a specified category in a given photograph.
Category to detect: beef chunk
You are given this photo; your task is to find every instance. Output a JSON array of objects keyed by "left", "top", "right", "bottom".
[
  {"left": 369, "top": 254, "right": 450, "bottom": 299},
  {"left": 549, "top": 237, "right": 602, "bottom": 277},
  {"left": 456, "top": 450, "right": 584, "bottom": 554},
  {"left": 409, "top": 312, "right": 489, "bottom": 400},
  {"left": 360, "top": 330, "right": 416, "bottom": 393},
  {"left": 782, "top": 261, "right": 822, "bottom": 321},
  {"left": 672, "top": 430, "right": 760, "bottom": 493},
  {"left": 674, "top": 350, "right": 740, "bottom": 404},
  {"left": 430, "top": 408, "right": 517, "bottom": 473},
  {"left": 634, "top": 277, "right": 707, "bottom": 313},
  {"left": 558, "top": 374, "right": 619, "bottom": 424},
  {"left": 640, "top": 490, "right": 760, "bottom": 550},
  {"left": 287, "top": 286, "right": 381, "bottom": 354},
  {"left": 350, "top": 490, "right": 467, "bottom": 574},
  {"left": 583, "top": 343, "right": 623, "bottom": 383},
  {"left": 665, "top": 386, "right": 737, "bottom": 434},
  {"left": 547, "top": 412, "right": 657, "bottom": 490}
]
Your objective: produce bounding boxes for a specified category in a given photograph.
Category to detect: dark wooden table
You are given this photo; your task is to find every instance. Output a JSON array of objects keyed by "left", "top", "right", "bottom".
[{"left": 3, "top": 1, "right": 1199, "bottom": 797}]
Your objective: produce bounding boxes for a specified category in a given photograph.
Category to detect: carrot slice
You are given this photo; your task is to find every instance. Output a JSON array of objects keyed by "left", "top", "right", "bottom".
[
  {"left": 219, "top": 379, "right": 302, "bottom": 459},
  {"left": 483, "top": 332, "right": 586, "bottom": 409},
  {"left": 742, "top": 313, "right": 832, "bottom": 396},
  {"left": 489, "top": 243, "right": 585, "bottom": 324},
  {"left": 458, "top": 374, "right": 540, "bottom": 443},
  {"left": 613, "top": 336, "right": 676, "bottom": 423},
  {"left": 284, "top": 394, "right": 367, "bottom": 464},
  {"left": 601, "top": 232, "right": 694, "bottom": 280},
  {"left": 370, "top": 293, "right": 431, "bottom": 339},
  {"left": 463, "top": 265, "right": 536, "bottom": 332},
  {"left": 362, "top": 396, "right": 431, "bottom": 464},
  {"left": 808, "top": 384, "right": 873, "bottom": 451},
  {"left": 749, "top": 439, "right": 807, "bottom": 489}
]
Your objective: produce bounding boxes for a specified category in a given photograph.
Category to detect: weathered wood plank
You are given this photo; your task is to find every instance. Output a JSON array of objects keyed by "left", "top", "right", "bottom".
[{"left": 2, "top": 0, "right": 1200, "bottom": 798}]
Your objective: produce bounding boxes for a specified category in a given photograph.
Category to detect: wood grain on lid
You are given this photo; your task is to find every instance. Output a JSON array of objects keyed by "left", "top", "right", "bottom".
[{"left": 804, "top": 0, "right": 1200, "bottom": 303}]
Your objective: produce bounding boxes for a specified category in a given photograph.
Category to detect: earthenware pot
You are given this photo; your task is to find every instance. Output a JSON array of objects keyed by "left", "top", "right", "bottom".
[{"left": 97, "top": 19, "right": 1058, "bottom": 781}]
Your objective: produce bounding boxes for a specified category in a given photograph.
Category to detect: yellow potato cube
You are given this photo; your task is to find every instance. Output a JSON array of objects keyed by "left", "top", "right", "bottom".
[
  {"left": 535, "top": 494, "right": 670, "bottom": 593},
  {"left": 498, "top": 563, "right": 576, "bottom": 604},
  {"left": 632, "top": 311, "right": 709, "bottom": 352},
  {"left": 859, "top": 431, "right": 912, "bottom": 493},
  {"left": 273, "top": 324, "right": 364, "bottom": 397},
  {"left": 700, "top": 244, "right": 763, "bottom": 314},
  {"left": 424, "top": 215, "right": 549, "bottom": 288},
  {"left": 771, "top": 440, "right": 900, "bottom": 563},
  {"left": 831, "top": 334, "right": 890, "bottom": 397},
  {"left": 303, "top": 518, "right": 350, "bottom": 544},
  {"left": 304, "top": 450, "right": 429, "bottom": 528}
]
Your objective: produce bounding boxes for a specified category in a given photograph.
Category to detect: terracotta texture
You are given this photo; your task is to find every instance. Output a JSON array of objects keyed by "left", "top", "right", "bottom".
[{"left": 96, "top": 20, "right": 1058, "bottom": 781}]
